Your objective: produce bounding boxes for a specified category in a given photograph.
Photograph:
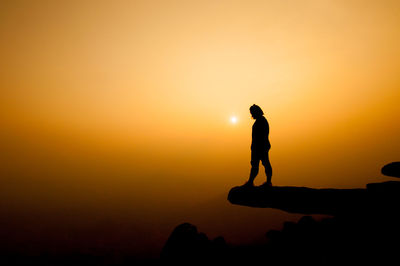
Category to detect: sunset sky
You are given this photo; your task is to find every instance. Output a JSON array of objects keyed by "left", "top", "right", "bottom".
[{"left": 1, "top": 0, "right": 400, "bottom": 258}]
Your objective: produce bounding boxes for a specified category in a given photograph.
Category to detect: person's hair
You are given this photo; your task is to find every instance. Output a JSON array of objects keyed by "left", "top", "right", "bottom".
[{"left": 249, "top": 104, "right": 264, "bottom": 118}]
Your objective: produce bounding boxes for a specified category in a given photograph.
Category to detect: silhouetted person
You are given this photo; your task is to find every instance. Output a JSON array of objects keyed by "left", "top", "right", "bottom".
[{"left": 245, "top": 104, "right": 272, "bottom": 187}]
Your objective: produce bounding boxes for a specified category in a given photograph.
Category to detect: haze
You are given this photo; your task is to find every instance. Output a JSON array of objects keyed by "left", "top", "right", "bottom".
[{"left": 1, "top": 0, "right": 399, "bottom": 258}]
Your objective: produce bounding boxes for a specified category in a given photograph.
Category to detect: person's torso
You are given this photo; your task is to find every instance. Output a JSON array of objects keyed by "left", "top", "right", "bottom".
[{"left": 251, "top": 116, "right": 270, "bottom": 151}]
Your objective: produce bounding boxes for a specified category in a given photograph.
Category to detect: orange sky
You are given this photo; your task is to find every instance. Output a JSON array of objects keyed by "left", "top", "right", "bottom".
[{"left": 1, "top": 0, "right": 400, "bottom": 257}]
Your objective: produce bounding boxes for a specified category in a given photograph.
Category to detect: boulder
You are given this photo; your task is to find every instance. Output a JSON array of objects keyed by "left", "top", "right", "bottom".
[
  {"left": 381, "top": 162, "right": 400, "bottom": 178},
  {"left": 161, "top": 223, "right": 227, "bottom": 263}
]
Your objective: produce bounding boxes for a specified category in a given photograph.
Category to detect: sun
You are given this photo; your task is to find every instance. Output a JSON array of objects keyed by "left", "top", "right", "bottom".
[{"left": 230, "top": 116, "right": 238, "bottom": 124}]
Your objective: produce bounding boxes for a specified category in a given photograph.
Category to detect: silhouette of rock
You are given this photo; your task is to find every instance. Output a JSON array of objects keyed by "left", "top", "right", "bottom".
[
  {"left": 161, "top": 223, "right": 227, "bottom": 263},
  {"left": 228, "top": 185, "right": 367, "bottom": 215},
  {"left": 381, "top": 162, "right": 400, "bottom": 178},
  {"left": 164, "top": 178, "right": 400, "bottom": 264},
  {"left": 228, "top": 181, "right": 400, "bottom": 215},
  {"left": 161, "top": 223, "right": 208, "bottom": 261},
  {"left": 164, "top": 213, "right": 398, "bottom": 264},
  {"left": 224, "top": 163, "right": 400, "bottom": 263},
  {"left": 162, "top": 162, "right": 400, "bottom": 263},
  {"left": 366, "top": 180, "right": 400, "bottom": 192}
]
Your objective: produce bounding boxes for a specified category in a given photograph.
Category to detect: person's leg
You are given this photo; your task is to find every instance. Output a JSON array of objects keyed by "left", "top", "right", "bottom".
[
  {"left": 249, "top": 162, "right": 259, "bottom": 184},
  {"left": 261, "top": 151, "right": 272, "bottom": 184},
  {"left": 248, "top": 152, "right": 260, "bottom": 185}
]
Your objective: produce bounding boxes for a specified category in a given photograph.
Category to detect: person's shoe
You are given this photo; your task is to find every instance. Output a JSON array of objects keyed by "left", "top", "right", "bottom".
[{"left": 260, "top": 181, "right": 272, "bottom": 188}]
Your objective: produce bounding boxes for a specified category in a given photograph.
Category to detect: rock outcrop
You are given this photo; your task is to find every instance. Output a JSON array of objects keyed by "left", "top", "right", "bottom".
[
  {"left": 163, "top": 162, "right": 400, "bottom": 264},
  {"left": 161, "top": 223, "right": 227, "bottom": 263},
  {"left": 228, "top": 181, "right": 400, "bottom": 215},
  {"left": 381, "top": 161, "right": 400, "bottom": 178}
]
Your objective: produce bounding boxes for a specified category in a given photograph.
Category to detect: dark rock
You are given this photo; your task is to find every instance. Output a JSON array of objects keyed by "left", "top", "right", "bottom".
[
  {"left": 161, "top": 223, "right": 227, "bottom": 263},
  {"left": 366, "top": 180, "right": 400, "bottom": 192},
  {"left": 283, "top": 221, "right": 297, "bottom": 234},
  {"left": 265, "top": 229, "right": 281, "bottom": 241},
  {"left": 211, "top": 236, "right": 226, "bottom": 247},
  {"left": 161, "top": 223, "right": 208, "bottom": 261},
  {"left": 228, "top": 185, "right": 367, "bottom": 215},
  {"left": 163, "top": 179, "right": 400, "bottom": 264},
  {"left": 228, "top": 181, "right": 400, "bottom": 215},
  {"left": 381, "top": 162, "right": 400, "bottom": 178},
  {"left": 297, "top": 215, "right": 317, "bottom": 229}
]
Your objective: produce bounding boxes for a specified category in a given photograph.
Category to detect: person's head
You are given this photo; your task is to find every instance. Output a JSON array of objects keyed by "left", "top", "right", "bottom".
[{"left": 249, "top": 104, "right": 264, "bottom": 119}]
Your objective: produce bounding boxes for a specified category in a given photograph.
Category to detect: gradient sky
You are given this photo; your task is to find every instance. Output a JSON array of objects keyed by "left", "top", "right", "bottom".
[{"left": 1, "top": 0, "right": 400, "bottom": 258}]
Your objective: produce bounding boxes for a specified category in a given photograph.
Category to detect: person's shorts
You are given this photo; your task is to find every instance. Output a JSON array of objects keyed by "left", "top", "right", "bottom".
[{"left": 251, "top": 150, "right": 270, "bottom": 166}]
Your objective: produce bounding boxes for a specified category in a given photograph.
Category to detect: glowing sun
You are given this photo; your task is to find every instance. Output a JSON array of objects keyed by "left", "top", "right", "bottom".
[{"left": 230, "top": 116, "right": 238, "bottom": 124}]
